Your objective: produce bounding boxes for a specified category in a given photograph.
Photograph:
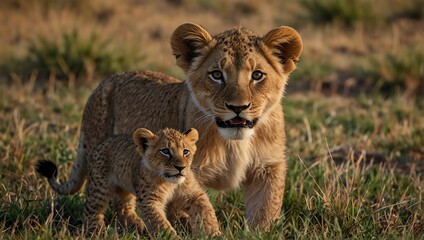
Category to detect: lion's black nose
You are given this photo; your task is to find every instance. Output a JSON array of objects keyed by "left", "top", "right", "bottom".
[
  {"left": 174, "top": 165, "right": 186, "bottom": 172},
  {"left": 225, "top": 103, "right": 251, "bottom": 114}
]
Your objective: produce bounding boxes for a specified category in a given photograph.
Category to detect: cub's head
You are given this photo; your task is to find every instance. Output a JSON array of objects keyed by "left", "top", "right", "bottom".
[
  {"left": 133, "top": 128, "right": 198, "bottom": 184},
  {"left": 171, "top": 23, "right": 302, "bottom": 140}
]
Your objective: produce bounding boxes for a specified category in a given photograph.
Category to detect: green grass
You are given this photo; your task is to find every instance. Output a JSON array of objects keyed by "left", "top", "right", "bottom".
[
  {"left": 0, "top": 79, "right": 422, "bottom": 239},
  {"left": 289, "top": 47, "right": 424, "bottom": 98},
  {"left": 0, "top": 29, "right": 145, "bottom": 84},
  {"left": 295, "top": 60, "right": 334, "bottom": 81},
  {"left": 299, "top": 0, "right": 378, "bottom": 26},
  {"left": 360, "top": 47, "right": 424, "bottom": 98},
  {"left": 388, "top": 0, "right": 424, "bottom": 20},
  {"left": 0, "top": 1, "right": 422, "bottom": 237},
  {"left": 299, "top": 0, "right": 424, "bottom": 26}
]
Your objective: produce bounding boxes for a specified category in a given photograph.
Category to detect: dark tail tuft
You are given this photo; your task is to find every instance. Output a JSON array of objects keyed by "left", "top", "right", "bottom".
[{"left": 35, "top": 159, "right": 58, "bottom": 179}]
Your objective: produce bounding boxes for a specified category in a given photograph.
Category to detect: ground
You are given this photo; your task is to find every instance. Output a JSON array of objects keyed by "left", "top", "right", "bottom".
[{"left": 0, "top": 0, "right": 423, "bottom": 238}]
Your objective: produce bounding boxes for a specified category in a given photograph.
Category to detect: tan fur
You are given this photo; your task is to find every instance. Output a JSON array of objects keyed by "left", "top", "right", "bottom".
[
  {"left": 62, "top": 23, "right": 303, "bottom": 230},
  {"left": 84, "top": 128, "right": 220, "bottom": 236}
]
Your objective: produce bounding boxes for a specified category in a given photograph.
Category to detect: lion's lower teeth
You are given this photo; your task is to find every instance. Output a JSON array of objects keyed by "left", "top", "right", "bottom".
[
  {"left": 229, "top": 117, "right": 247, "bottom": 125},
  {"left": 215, "top": 117, "right": 257, "bottom": 128}
]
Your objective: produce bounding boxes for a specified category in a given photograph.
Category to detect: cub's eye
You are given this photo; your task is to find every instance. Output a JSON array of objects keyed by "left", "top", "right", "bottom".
[
  {"left": 183, "top": 149, "right": 190, "bottom": 156},
  {"left": 160, "top": 148, "right": 171, "bottom": 157},
  {"left": 252, "top": 70, "right": 265, "bottom": 82},
  {"left": 208, "top": 70, "right": 225, "bottom": 83}
]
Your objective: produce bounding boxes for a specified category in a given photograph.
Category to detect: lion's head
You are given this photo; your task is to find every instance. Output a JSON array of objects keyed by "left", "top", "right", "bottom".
[
  {"left": 171, "top": 23, "right": 302, "bottom": 140},
  {"left": 133, "top": 128, "right": 198, "bottom": 184}
]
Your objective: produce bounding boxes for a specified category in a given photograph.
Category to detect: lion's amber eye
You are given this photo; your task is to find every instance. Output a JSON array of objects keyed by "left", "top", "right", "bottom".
[
  {"left": 208, "top": 70, "right": 224, "bottom": 83},
  {"left": 252, "top": 70, "right": 264, "bottom": 81},
  {"left": 183, "top": 149, "right": 190, "bottom": 156},
  {"left": 160, "top": 148, "right": 171, "bottom": 157}
]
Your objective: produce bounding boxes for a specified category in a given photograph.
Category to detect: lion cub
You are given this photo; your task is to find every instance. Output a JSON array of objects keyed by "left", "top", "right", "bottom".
[{"left": 36, "top": 128, "right": 220, "bottom": 236}]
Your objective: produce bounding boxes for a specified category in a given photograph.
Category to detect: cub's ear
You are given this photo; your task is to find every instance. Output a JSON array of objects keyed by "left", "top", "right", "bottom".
[
  {"left": 133, "top": 128, "right": 156, "bottom": 156},
  {"left": 183, "top": 128, "right": 199, "bottom": 144},
  {"left": 263, "top": 26, "right": 303, "bottom": 74},
  {"left": 171, "top": 23, "right": 213, "bottom": 72}
]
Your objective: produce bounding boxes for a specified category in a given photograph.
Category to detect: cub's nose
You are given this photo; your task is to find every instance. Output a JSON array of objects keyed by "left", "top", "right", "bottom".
[{"left": 174, "top": 165, "right": 186, "bottom": 172}]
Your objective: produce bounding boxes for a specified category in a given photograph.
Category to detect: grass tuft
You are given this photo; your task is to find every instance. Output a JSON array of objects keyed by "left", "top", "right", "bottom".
[
  {"left": 1, "top": 30, "right": 145, "bottom": 84},
  {"left": 362, "top": 47, "right": 424, "bottom": 98},
  {"left": 299, "top": 0, "right": 378, "bottom": 26}
]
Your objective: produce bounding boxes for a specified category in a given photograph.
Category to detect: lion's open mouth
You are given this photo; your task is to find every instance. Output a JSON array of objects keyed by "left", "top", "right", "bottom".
[
  {"left": 215, "top": 117, "right": 258, "bottom": 129},
  {"left": 164, "top": 173, "right": 184, "bottom": 178}
]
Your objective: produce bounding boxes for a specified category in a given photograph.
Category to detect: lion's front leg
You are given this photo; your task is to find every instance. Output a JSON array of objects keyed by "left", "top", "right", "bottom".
[{"left": 244, "top": 160, "right": 287, "bottom": 230}]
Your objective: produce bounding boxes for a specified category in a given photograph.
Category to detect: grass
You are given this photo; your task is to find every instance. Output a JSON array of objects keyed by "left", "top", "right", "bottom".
[
  {"left": 0, "top": 0, "right": 423, "bottom": 238},
  {"left": 361, "top": 47, "right": 424, "bottom": 98},
  {"left": 299, "top": 0, "right": 379, "bottom": 27},
  {"left": 299, "top": 0, "right": 424, "bottom": 27},
  {"left": 0, "top": 29, "right": 145, "bottom": 84},
  {"left": 0, "top": 79, "right": 422, "bottom": 239}
]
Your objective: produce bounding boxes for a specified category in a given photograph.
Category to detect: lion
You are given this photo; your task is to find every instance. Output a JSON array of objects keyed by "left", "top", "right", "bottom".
[
  {"left": 43, "top": 22, "right": 302, "bottom": 230},
  {"left": 36, "top": 128, "right": 221, "bottom": 236}
]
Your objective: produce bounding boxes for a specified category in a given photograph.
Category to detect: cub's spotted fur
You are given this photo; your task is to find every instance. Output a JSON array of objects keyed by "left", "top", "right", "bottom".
[{"left": 36, "top": 128, "right": 220, "bottom": 236}]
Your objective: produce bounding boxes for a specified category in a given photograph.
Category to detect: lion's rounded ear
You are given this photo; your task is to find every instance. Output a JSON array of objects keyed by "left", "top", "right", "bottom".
[
  {"left": 263, "top": 26, "right": 303, "bottom": 74},
  {"left": 133, "top": 128, "right": 156, "bottom": 155},
  {"left": 171, "top": 23, "right": 213, "bottom": 72},
  {"left": 183, "top": 128, "right": 199, "bottom": 143}
]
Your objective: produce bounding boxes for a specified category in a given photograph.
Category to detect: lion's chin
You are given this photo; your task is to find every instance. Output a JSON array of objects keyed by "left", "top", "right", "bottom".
[
  {"left": 164, "top": 175, "right": 186, "bottom": 184},
  {"left": 218, "top": 127, "right": 255, "bottom": 140}
]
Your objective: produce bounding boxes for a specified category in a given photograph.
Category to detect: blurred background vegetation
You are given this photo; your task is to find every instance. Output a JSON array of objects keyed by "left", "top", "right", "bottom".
[{"left": 0, "top": 0, "right": 422, "bottom": 96}]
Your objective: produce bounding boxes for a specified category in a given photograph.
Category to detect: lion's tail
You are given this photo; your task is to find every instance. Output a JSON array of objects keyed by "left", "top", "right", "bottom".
[
  {"left": 36, "top": 142, "right": 87, "bottom": 195},
  {"left": 36, "top": 75, "right": 117, "bottom": 195}
]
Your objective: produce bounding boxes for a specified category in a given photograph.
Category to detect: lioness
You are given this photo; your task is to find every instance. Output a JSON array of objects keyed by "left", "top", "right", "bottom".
[{"left": 53, "top": 23, "right": 302, "bottom": 229}]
